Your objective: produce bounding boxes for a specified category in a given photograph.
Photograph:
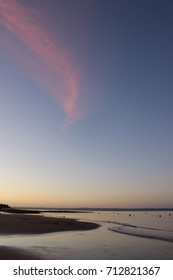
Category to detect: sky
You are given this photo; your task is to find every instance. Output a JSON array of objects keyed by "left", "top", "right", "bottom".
[{"left": 0, "top": 0, "right": 172, "bottom": 208}]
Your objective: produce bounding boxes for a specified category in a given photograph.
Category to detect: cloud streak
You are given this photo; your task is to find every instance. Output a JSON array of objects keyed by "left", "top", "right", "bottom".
[{"left": 0, "top": 0, "right": 81, "bottom": 127}]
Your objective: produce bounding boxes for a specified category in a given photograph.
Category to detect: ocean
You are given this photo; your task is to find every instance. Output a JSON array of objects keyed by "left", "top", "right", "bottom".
[{"left": 0, "top": 209, "right": 173, "bottom": 259}]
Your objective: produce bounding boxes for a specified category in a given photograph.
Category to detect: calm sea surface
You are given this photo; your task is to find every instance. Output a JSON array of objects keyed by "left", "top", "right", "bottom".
[{"left": 0, "top": 210, "right": 173, "bottom": 259}]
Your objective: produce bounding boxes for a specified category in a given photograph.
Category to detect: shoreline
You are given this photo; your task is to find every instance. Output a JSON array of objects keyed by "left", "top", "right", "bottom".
[
  {"left": 0, "top": 213, "right": 100, "bottom": 235},
  {"left": 0, "top": 213, "right": 100, "bottom": 260}
]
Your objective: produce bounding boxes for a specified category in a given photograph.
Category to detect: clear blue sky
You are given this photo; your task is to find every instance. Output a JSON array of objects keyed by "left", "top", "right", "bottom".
[{"left": 0, "top": 0, "right": 172, "bottom": 207}]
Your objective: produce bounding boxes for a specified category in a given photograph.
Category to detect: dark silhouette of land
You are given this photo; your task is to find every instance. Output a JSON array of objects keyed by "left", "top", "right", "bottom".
[
  {"left": 0, "top": 204, "right": 10, "bottom": 210},
  {"left": 0, "top": 204, "right": 90, "bottom": 214},
  {"left": 0, "top": 213, "right": 100, "bottom": 235}
]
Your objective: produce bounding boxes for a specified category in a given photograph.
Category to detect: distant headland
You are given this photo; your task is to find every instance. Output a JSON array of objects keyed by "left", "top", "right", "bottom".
[
  {"left": 0, "top": 204, "right": 40, "bottom": 214},
  {"left": 0, "top": 204, "right": 10, "bottom": 210},
  {"left": 0, "top": 204, "right": 89, "bottom": 214},
  {"left": 1, "top": 204, "right": 173, "bottom": 213}
]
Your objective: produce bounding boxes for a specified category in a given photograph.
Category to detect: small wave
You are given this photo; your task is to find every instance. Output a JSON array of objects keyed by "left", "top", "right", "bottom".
[
  {"left": 109, "top": 222, "right": 173, "bottom": 243},
  {"left": 110, "top": 221, "right": 172, "bottom": 232}
]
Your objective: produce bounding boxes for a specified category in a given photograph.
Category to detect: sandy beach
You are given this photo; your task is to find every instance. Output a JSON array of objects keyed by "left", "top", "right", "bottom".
[
  {"left": 0, "top": 211, "right": 173, "bottom": 260},
  {"left": 0, "top": 213, "right": 99, "bottom": 259},
  {"left": 0, "top": 213, "right": 99, "bottom": 235},
  {"left": 0, "top": 246, "right": 42, "bottom": 260}
]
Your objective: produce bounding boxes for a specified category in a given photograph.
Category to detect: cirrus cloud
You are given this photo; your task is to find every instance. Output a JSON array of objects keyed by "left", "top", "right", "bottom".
[{"left": 0, "top": 0, "right": 82, "bottom": 128}]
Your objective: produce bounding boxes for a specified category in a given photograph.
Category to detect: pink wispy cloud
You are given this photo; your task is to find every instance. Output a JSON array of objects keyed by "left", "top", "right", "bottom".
[{"left": 0, "top": 0, "right": 82, "bottom": 127}]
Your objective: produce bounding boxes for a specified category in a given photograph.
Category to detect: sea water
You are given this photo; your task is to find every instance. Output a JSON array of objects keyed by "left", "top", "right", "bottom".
[{"left": 0, "top": 210, "right": 173, "bottom": 259}]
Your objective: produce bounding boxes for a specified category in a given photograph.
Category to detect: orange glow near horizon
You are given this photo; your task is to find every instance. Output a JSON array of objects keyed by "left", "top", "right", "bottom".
[
  {"left": 1, "top": 181, "right": 173, "bottom": 209},
  {"left": 0, "top": 0, "right": 81, "bottom": 126}
]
